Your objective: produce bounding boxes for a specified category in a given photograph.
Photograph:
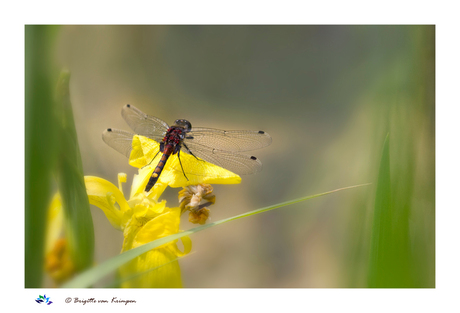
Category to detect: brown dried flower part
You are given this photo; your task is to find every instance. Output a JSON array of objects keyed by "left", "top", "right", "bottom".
[
  {"left": 178, "top": 184, "right": 216, "bottom": 224},
  {"left": 44, "top": 238, "right": 75, "bottom": 286},
  {"left": 188, "top": 207, "right": 211, "bottom": 225}
]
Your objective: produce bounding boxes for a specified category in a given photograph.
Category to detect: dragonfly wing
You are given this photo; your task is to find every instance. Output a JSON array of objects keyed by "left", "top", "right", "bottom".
[
  {"left": 180, "top": 142, "right": 263, "bottom": 175},
  {"left": 186, "top": 127, "right": 272, "bottom": 152},
  {"left": 121, "top": 104, "right": 169, "bottom": 141},
  {"left": 102, "top": 128, "right": 135, "bottom": 158}
]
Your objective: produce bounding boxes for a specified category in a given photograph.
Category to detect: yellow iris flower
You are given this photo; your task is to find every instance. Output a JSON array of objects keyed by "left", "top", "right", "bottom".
[
  {"left": 46, "top": 134, "right": 241, "bottom": 287},
  {"left": 85, "top": 174, "right": 191, "bottom": 287},
  {"left": 84, "top": 136, "right": 241, "bottom": 287},
  {"left": 44, "top": 193, "right": 75, "bottom": 285}
]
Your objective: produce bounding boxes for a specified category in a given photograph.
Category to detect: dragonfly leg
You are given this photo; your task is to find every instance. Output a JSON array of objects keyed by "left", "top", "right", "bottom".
[
  {"left": 177, "top": 150, "right": 189, "bottom": 181},
  {"left": 141, "top": 149, "right": 161, "bottom": 169},
  {"left": 183, "top": 142, "right": 200, "bottom": 160}
]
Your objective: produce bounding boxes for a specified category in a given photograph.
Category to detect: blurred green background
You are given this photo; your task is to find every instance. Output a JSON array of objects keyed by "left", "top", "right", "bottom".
[{"left": 27, "top": 25, "right": 434, "bottom": 287}]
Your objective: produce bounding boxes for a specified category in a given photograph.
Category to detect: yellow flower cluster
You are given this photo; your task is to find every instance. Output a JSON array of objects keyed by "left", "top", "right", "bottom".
[{"left": 46, "top": 134, "right": 241, "bottom": 287}]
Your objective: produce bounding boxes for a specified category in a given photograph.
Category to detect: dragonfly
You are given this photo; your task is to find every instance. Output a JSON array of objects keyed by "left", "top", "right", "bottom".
[{"left": 102, "top": 104, "right": 272, "bottom": 192}]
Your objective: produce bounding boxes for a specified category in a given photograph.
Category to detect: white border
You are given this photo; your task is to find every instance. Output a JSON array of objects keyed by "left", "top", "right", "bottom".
[{"left": 4, "top": 0, "right": 459, "bottom": 311}]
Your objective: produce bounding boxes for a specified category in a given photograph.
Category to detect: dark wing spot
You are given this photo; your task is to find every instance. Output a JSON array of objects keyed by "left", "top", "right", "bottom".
[
  {"left": 107, "top": 128, "right": 112, "bottom": 132},
  {"left": 250, "top": 156, "right": 257, "bottom": 160},
  {"left": 186, "top": 136, "right": 194, "bottom": 139},
  {"left": 258, "top": 131, "right": 265, "bottom": 134}
]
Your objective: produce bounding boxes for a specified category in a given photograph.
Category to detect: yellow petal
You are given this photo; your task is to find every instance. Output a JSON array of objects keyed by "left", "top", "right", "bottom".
[
  {"left": 159, "top": 153, "right": 242, "bottom": 187},
  {"left": 132, "top": 207, "right": 181, "bottom": 248},
  {"left": 170, "top": 235, "right": 192, "bottom": 257},
  {"left": 128, "top": 194, "right": 167, "bottom": 218},
  {"left": 45, "top": 193, "right": 64, "bottom": 254},
  {"left": 84, "top": 176, "right": 128, "bottom": 230},
  {"left": 118, "top": 173, "right": 127, "bottom": 197},
  {"left": 118, "top": 204, "right": 185, "bottom": 288},
  {"left": 119, "top": 247, "right": 183, "bottom": 288},
  {"left": 128, "top": 135, "right": 161, "bottom": 168}
]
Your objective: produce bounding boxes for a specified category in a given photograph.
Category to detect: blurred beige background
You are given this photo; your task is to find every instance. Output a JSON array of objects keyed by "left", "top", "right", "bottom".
[{"left": 53, "top": 25, "right": 434, "bottom": 287}]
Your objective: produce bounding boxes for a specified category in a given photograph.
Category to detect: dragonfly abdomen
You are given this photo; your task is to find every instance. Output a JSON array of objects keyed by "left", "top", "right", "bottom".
[
  {"left": 145, "top": 143, "right": 180, "bottom": 192},
  {"left": 145, "top": 148, "right": 172, "bottom": 192}
]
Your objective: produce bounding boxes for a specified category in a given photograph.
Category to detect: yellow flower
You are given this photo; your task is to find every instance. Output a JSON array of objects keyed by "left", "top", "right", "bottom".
[
  {"left": 44, "top": 193, "right": 76, "bottom": 286},
  {"left": 44, "top": 237, "right": 75, "bottom": 286},
  {"left": 65, "top": 133, "right": 242, "bottom": 287},
  {"left": 85, "top": 173, "right": 191, "bottom": 287},
  {"left": 44, "top": 125, "right": 244, "bottom": 288}
]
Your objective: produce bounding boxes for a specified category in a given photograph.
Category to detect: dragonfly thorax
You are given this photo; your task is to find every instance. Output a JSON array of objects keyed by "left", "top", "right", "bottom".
[
  {"left": 163, "top": 119, "right": 191, "bottom": 145},
  {"left": 163, "top": 127, "right": 186, "bottom": 145}
]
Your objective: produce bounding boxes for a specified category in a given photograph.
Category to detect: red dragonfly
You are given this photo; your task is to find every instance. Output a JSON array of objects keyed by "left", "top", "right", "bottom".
[{"left": 103, "top": 104, "right": 272, "bottom": 192}]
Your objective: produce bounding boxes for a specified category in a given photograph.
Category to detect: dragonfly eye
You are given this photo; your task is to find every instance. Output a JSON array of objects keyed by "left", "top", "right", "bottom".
[{"left": 173, "top": 119, "right": 192, "bottom": 131}]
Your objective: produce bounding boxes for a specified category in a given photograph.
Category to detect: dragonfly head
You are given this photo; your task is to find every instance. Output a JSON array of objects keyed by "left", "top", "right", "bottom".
[{"left": 173, "top": 119, "right": 192, "bottom": 132}]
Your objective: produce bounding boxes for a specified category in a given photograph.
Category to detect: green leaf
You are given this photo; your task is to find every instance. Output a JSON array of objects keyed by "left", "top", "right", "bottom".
[
  {"left": 63, "top": 183, "right": 369, "bottom": 288},
  {"left": 25, "top": 25, "right": 60, "bottom": 288},
  {"left": 55, "top": 71, "right": 95, "bottom": 272},
  {"left": 368, "top": 134, "right": 413, "bottom": 287}
]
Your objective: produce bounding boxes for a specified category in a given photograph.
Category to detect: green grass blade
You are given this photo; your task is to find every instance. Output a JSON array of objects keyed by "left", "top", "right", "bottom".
[
  {"left": 55, "top": 71, "right": 95, "bottom": 272},
  {"left": 25, "top": 25, "right": 60, "bottom": 288},
  {"left": 368, "top": 134, "right": 391, "bottom": 286},
  {"left": 368, "top": 134, "right": 413, "bottom": 287},
  {"left": 63, "top": 183, "right": 369, "bottom": 288}
]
